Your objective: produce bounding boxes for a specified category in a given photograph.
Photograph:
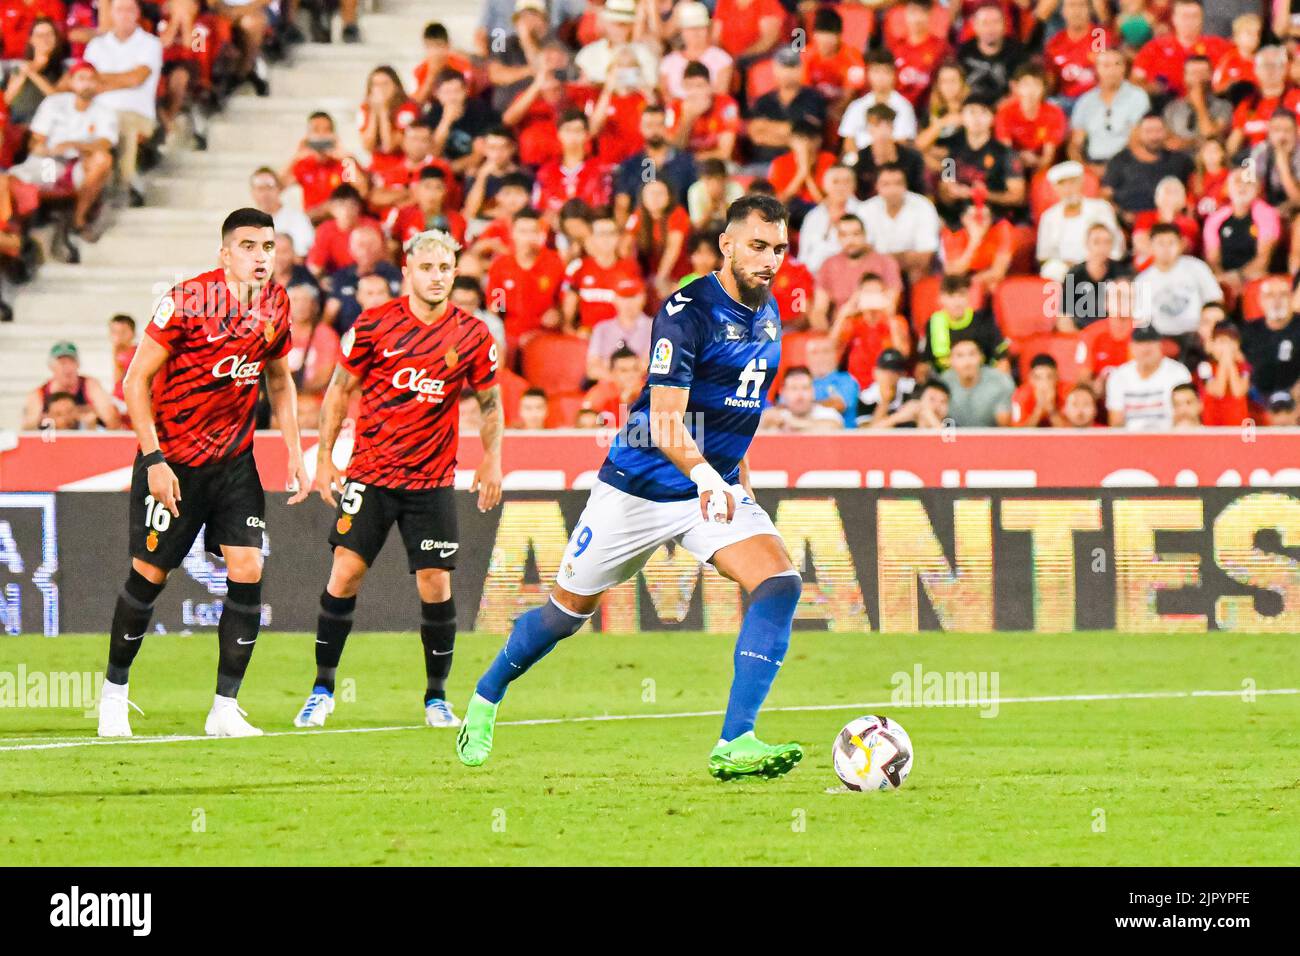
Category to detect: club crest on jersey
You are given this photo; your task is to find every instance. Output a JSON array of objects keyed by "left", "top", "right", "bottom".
[
  {"left": 263, "top": 318, "right": 275, "bottom": 344},
  {"left": 336, "top": 515, "right": 352, "bottom": 534},
  {"left": 393, "top": 366, "right": 448, "bottom": 403},
  {"left": 762, "top": 319, "right": 778, "bottom": 341},
  {"left": 444, "top": 346, "right": 459, "bottom": 368},
  {"left": 152, "top": 296, "right": 175, "bottom": 329},
  {"left": 145, "top": 530, "right": 158, "bottom": 552},
  {"left": 650, "top": 337, "right": 673, "bottom": 374},
  {"left": 212, "top": 353, "right": 263, "bottom": 385},
  {"left": 724, "top": 324, "right": 743, "bottom": 341}
]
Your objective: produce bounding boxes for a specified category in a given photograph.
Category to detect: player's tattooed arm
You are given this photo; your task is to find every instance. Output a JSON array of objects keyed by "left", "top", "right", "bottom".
[
  {"left": 472, "top": 384, "right": 503, "bottom": 512},
  {"left": 265, "top": 356, "right": 311, "bottom": 504},
  {"left": 313, "top": 364, "right": 363, "bottom": 507},
  {"left": 122, "top": 336, "right": 183, "bottom": 517}
]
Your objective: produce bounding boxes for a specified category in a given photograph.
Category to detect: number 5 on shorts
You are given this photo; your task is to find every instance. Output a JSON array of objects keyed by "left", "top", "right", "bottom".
[{"left": 341, "top": 482, "right": 366, "bottom": 515}]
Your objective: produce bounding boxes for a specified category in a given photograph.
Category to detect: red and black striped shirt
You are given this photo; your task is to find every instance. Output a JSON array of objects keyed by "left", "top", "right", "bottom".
[
  {"left": 341, "top": 297, "right": 498, "bottom": 490},
  {"left": 145, "top": 268, "right": 291, "bottom": 467}
]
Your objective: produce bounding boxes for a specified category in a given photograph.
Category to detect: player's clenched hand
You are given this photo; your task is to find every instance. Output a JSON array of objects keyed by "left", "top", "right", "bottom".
[
  {"left": 286, "top": 458, "right": 311, "bottom": 506},
  {"left": 472, "top": 456, "right": 503, "bottom": 512},
  {"left": 699, "top": 488, "right": 735, "bottom": 524},
  {"left": 147, "top": 462, "right": 182, "bottom": 518},
  {"left": 313, "top": 457, "right": 345, "bottom": 508}
]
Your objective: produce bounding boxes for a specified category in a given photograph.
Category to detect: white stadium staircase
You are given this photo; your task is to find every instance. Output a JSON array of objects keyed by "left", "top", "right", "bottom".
[{"left": 0, "top": 0, "right": 475, "bottom": 429}]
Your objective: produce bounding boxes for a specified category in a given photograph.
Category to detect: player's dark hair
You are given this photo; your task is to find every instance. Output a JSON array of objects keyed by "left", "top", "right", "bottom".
[
  {"left": 423, "top": 21, "right": 449, "bottom": 42},
  {"left": 109, "top": 313, "right": 136, "bottom": 330},
  {"left": 610, "top": 346, "right": 639, "bottom": 367},
  {"left": 1029, "top": 353, "right": 1058, "bottom": 371},
  {"left": 683, "top": 60, "right": 711, "bottom": 82},
  {"left": 221, "top": 207, "right": 274, "bottom": 241},
  {"left": 726, "top": 194, "right": 788, "bottom": 229}
]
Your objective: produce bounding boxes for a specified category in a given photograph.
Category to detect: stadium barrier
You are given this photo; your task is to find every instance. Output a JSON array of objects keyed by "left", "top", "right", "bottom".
[{"left": 1, "top": 487, "right": 1297, "bottom": 635}]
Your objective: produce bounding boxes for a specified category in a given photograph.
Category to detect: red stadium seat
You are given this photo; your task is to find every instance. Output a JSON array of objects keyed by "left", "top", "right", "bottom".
[
  {"left": 1018, "top": 333, "right": 1085, "bottom": 385},
  {"left": 1009, "top": 224, "right": 1038, "bottom": 275},
  {"left": 995, "top": 277, "right": 1060, "bottom": 344},
  {"left": 520, "top": 332, "right": 589, "bottom": 397},
  {"left": 1240, "top": 275, "right": 1288, "bottom": 321},
  {"left": 497, "top": 368, "right": 529, "bottom": 427},
  {"left": 746, "top": 57, "right": 777, "bottom": 103},
  {"left": 546, "top": 392, "right": 587, "bottom": 428},
  {"left": 767, "top": 329, "right": 814, "bottom": 400}
]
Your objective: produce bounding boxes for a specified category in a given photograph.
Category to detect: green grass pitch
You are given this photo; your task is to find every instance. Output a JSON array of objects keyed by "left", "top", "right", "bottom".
[{"left": 1, "top": 631, "right": 1297, "bottom": 866}]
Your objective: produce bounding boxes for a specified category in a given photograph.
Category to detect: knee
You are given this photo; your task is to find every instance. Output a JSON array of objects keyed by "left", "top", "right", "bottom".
[
  {"left": 537, "top": 596, "right": 591, "bottom": 639},
  {"left": 415, "top": 568, "right": 452, "bottom": 603},
  {"left": 754, "top": 572, "right": 802, "bottom": 606},
  {"left": 226, "top": 553, "right": 264, "bottom": 583},
  {"left": 328, "top": 552, "right": 367, "bottom": 596}
]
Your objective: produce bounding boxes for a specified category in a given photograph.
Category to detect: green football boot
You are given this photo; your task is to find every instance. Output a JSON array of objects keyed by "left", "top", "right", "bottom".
[
  {"left": 708, "top": 731, "right": 803, "bottom": 780},
  {"left": 455, "top": 693, "right": 499, "bottom": 767}
]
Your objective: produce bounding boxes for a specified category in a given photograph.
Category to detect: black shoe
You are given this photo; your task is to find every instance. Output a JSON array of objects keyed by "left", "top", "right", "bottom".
[
  {"left": 9, "top": 234, "right": 42, "bottom": 283},
  {"left": 283, "top": 22, "right": 306, "bottom": 44},
  {"left": 310, "top": 10, "right": 331, "bottom": 42},
  {"left": 341, "top": 23, "right": 360, "bottom": 43},
  {"left": 56, "top": 230, "right": 80, "bottom": 264},
  {"left": 194, "top": 131, "right": 208, "bottom": 151},
  {"left": 128, "top": 187, "right": 145, "bottom": 208},
  {"left": 0, "top": 300, "right": 12, "bottom": 322},
  {"left": 248, "top": 60, "right": 270, "bottom": 97}
]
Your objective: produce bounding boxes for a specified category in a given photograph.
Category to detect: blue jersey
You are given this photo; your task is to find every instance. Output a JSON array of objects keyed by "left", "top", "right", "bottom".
[{"left": 599, "top": 273, "right": 782, "bottom": 502}]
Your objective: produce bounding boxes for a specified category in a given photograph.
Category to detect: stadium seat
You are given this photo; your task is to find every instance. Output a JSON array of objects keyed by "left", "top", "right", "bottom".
[
  {"left": 995, "top": 277, "right": 1061, "bottom": 344},
  {"left": 1009, "top": 224, "right": 1038, "bottom": 275},
  {"left": 835, "top": 3, "right": 875, "bottom": 51},
  {"left": 1240, "top": 275, "right": 1288, "bottom": 321},
  {"left": 497, "top": 368, "right": 529, "bottom": 427},
  {"left": 745, "top": 57, "right": 777, "bottom": 103},
  {"left": 520, "top": 333, "right": 589, "bottom": 397},
  {"left": 767, "top": 329, "right": 813, "bottom": 399},
  {"left": 1018, "top": 333, "right": 1085, "bottom": 385},
  {"left": 546, "top": 392, "right": 587, "bottom": 428}
]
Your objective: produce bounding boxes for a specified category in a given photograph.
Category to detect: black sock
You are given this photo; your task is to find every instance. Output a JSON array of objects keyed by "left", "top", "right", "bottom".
[
  {"left": 420, "top": 597, "right": 457, "bottom": 703},
  {"left": 314, "top": 590, "right": 356, "bottom": 694},
  {"left": 216, "top": 580, "right": 262, "bottom": 698},
  {"left": 106, "top": 569, "right": 166, "bottom": 685}
]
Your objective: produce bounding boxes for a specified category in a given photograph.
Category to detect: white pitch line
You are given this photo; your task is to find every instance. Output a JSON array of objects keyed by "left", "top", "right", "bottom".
[{"left": 0, "top": 687, "right": 1295, "bottom": 753}]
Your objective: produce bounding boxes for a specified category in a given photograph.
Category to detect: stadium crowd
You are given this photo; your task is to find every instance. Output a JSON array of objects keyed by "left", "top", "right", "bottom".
[{"left": 12, "top": 0, "right": 1300, "bottom": 433}]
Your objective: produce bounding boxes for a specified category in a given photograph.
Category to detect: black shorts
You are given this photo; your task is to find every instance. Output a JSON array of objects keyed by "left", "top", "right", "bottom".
[
  {"left": 129, "top": 451, "right": 266, "bottom": 571},
  {"left": 328, "top": 481, "right": 459, "bottom": 573}
]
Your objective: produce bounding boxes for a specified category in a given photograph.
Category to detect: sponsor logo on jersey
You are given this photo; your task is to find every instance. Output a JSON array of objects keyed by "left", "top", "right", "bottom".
[
  {"left": 649, "top": 337, "right": 673, "bottom": 374},
  {"left": 246, "top": 516, "right": 266, "bottom": 529},
  {"left": 152, "top": 296, "right": 175, "bottom": 329},
  {"left": 393, "top": 366, "right": 448, "bottom": 403},
  {"left": 212, "top": 354, "right": 264, "bottom": 384}
]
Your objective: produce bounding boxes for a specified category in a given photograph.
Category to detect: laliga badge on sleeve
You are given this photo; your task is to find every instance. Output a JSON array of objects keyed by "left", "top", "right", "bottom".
[{"left": 649, "top": 337, "right": 673, "bottom": 375}]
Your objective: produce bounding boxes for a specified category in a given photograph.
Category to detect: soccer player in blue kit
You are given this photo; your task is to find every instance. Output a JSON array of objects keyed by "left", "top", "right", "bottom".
[{"left": 458, "top": 195, "right": 804, "bottom": 779}]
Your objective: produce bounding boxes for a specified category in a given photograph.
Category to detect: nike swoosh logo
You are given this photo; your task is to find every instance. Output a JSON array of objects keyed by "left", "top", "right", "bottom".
[
  {"left": 383, "top": 348, "right": 407, "bottom": 357},
  {"left": 236, "top": 638, "right": 257, "bottom": 645},
  {"left": 428, "top": 649, "right": 453, "bottom": 656},
  {"left": 439, "top": 548, "right": 457, "bottom": 558},
  {"left": 123, "top": 633, "right": 144, "bottom": 642},
  {"left": 315, "top": 639, "right": 328, "bottom": 644},
  {"left": 207, "top": 333, "right": 228, "bottom": 343}
]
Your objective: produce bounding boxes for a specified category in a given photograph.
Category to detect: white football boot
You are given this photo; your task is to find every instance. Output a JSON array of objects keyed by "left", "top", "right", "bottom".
[
  {"left": 293, "top": 691, "right": 335, "bottom": 728},
  {"left": 424, "top": 699, "right": 461, "bottom": 728},
  {"left": 205, "top": 695, "right": 264, "bottom": 737},
  {"left": 97, "top": 680, "right": 142, "bottom": 737}
]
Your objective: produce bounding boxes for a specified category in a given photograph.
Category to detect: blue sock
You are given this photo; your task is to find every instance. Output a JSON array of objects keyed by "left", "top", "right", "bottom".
[
  {"left": 476, "top": 598, "right": 592, "bottom": 704},
  {"left": 720, "top": 573, "right": 802, "bottom": 742}
]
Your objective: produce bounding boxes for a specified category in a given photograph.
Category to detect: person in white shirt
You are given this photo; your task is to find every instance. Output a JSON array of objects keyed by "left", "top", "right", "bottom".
[
  {"left": 9, "top": 61, "right": 118, "bottom": 242},
  {"left": 1132, "top": 222, "right": 1223, "bottom": 336},
  {"left": 1036, "top": 160, "right": 1125, "bottom": 280},
  {"left": 838, "top": 52, "right": 918, "bottom": 156},
  {"left": 83, "top": 0, "right": 163, "bottom": 206},
  {"left": 574, "top": 0, "right": 659, "bottom": 87},
  {"left": 794, "top": 164, "right": 865, "bottom": 272},
  {"left": 858, "top": 163, "right": 940, "bottom": 282},
  {"left": 659, "top": 2, "right": 733, "bottom": 99},
  {"left": 1105, "top": 324, "right": 1193, "bottom": 429},
  {"left": 249, "top": 167, "right": 315, "bottom": 258}
]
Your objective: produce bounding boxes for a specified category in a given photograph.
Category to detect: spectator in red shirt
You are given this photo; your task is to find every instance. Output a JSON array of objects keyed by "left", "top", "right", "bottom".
[
  {"left": 108, "top": 312, "right": 136, "bottom": 409},
  {"left": 666, "top": 60, "right": 740, "bottom": 161},
  {"left": 941, "top": 202, "right": 1015, "bottom": 291},
  {"left": 485, "top": 207, "right": 566, "bottom": 348},
  {"left": 1197, "top": 321, "right": 1250, "bottom": 426},
  {"left": 359, "top": 65, "right": 420, "bottom": 160},
  {"left": 0, "top": 0, "right": 65, "bottom": 60},
  {"left": 830, "top": 271, "right": 912, "bottom": 386},
  {"left": 1212, "top": 12, "right": 1261, "bottom": 96},
  {"left": 410, "top": 21, "right": 476, "bottom": 106},
  {"left": 995, "top": 63, "right": 1068, "bottom": 174},
  {"left": 1188, "top": 137, "right": 1229, "bottom": 219},
  {"left": 888, "top": 0, "right": 950, "bottom": 106},
  {"left": 532, "top": 109, "right": 613, "bottom": 227},
  {"left": 386, "top": 166, "right": 468, "bottom": 260},
  {"left": 1131, "top": 0, "right": 1231, "bottom": 98},
  {"left": 307, "top": 184, "right": 383, "bottom": 277},
  {"left": 1131, "top": 175, "right": 1199, "bottom": 270},
  {"left": 1077, "top": 293, "right": 1134, "bottom": 394},
  {"left": 1061, "top": 383, "right": 1101, "bottom": 427},
  {"left": 1044, "top": 0, "right": 1111, "bottom": 107},
  {"left": 621, "top": 177, "right": 691, "bottom": 300},
  {"left": 1226, "top": 45, "right": 1300, "bottom": 155},
  {"left": 1012, "top": 353, "right": 1069, "bottom": 427},
  {"left": 562, "top": 208, "right": 640, "bottom": 331},
  {"left": 803, "top": 6, "right": 867, "bottom": 107},
  {"left": 710, "top": 0, "right": 784, "bottom": 64},
  {"left": 770, "top": 254, "right": 816, "bottom": 327},
  {"left": 367, "top": 118, "right": 452, "bottom": 220},
  {"left": 281, "top": 112, "right": 359, "bottom": 223},
  {"left": 584, "top": 346, "right": 645, "bottom": 428},
  {"left": 768, "top": 119, "right": 835, "bottom": 224},
  {"left": 584, "top": 45, "right": 650, "bottom": 165}
]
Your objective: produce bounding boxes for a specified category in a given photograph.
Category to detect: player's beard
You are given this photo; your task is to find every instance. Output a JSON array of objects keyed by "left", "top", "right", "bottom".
[
  {"left": 412, "top": 285, "right": 450, "bottom": 310},
  {"left": 730, "top": 260, "right": 773, "bottom": 311}
]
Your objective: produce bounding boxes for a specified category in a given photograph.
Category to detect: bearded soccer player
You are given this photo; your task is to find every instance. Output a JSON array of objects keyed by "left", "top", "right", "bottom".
[
  {"left": 293, "top": 230, "right": 503, "bottom": 730},
  {"left": 458, "top": 195, "right": 805, "bottom": 780},
  {"left": 97, "top": 207, "right": 310, "bottom": 739}
]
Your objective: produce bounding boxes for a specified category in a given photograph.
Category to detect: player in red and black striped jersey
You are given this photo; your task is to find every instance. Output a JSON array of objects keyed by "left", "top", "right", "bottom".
[
  {"left": 292, "top": 228, "right": 504, "bottom": 731},
  {"left": 98, "top": 208, "right": 311, "bottom": 741}
]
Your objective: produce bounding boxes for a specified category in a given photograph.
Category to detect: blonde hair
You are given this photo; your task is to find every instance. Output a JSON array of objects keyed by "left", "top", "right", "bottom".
[{"left": 403, "top": 228, "right": 461, "bottom": 259}]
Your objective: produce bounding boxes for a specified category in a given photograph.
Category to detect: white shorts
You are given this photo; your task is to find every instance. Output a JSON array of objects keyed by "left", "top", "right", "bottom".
[{"left": 555, "top": 479, "right": 782, "bottom": 595}]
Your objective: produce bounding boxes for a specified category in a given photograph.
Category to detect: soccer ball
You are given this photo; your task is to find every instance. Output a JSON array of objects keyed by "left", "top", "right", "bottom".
[{"left": 832, "top": 715, "right": 913, "bottom": 791}]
